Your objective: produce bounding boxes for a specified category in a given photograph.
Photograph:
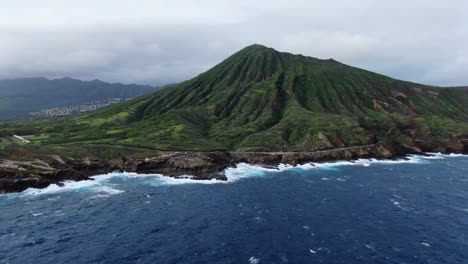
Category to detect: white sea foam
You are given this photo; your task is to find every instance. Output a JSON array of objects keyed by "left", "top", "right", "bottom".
[
  {"left": 364, "top": 244, "right": 376, "bottom": 251},
  {"left": 19, "top": 171, "right": 228, "bottom": 197},
  {"left": 299, "top": 155, "right": 425, "bottom": 169},
  {"left": 424, "top": 152, "right": 468, "bottom": 159},
  {"left": 224, "top": 163, "right": 283, "bottom": 182},
  {"left": 91, "top": 171, "right": 159, "bottom": 181},
  {"left": 159, "top": 176, "right": 227, "bottom": 185},
  {"left": 13, "top": 153, "right": 467, "bottom": 197},
  {"left": 420, "top": 153, "right": 446, "bottom": 160},
  {"left": 31, "top": 212, "right": 44, "bottom": 217},
  {"left": 446, "top": 153, "right": 467, "bottom": 157},
  {"left": 222, "top": 155, "right": 428, "bottom": 182},
  {"left": 93, "top": 171, "right": 227, "bottom": 186},
  {"left": 249, "top": 256, "right": 260, "bottom": 264},
  {"left": 21, "top": 178, "right": 124, "bottom": 197}
]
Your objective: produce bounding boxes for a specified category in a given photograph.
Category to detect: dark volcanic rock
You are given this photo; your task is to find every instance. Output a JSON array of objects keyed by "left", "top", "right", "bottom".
[
  {"left": 0, "top": 178, "right": 50, "bottom": 194},
  {"left": 109, "top": 157, "right": 126, "bottom": 172},
  {"left": 68, "top": 156, "right": 112, "bottom": 177},
  {"left": 230, "top": 142, "right": 399, "bottom": 166},
  {"left": 126, "top": 152, "right": 232, "bottom": 180},
  {"left": 0, "top": 156, "right": 115, "bottom": 194},
  {"left": 446, "top": 138, "right": 465, "bottom": 153},
  {"left": 0, "top": 138, "right": 466, "bottom": 194}
]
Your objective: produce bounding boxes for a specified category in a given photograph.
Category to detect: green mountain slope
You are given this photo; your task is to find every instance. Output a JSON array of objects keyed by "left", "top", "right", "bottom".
[
  {"left": 6, "top": 44, "right": 468, "bottom": 153},
  {"left": 0, "top": 77, "right": 158, "bottom": 120}
]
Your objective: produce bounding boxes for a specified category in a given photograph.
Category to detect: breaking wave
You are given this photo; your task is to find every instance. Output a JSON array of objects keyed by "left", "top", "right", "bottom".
[
  {"left": 12, "top": 153, "right": 468, "bottom": 197},
  {"left": 18, "top": 172, "right": 226, "bottom": 197},
  {"left": 224, "top": 153, "right": 467, "bottom": 181},
  {"left": 20, "top": 178, "right": 125, "bottom": 197}
]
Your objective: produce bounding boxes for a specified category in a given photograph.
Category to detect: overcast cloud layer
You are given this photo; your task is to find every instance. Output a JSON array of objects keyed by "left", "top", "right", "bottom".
[{"left": 1, "top": 0, "right": 467, "bottom": 86}]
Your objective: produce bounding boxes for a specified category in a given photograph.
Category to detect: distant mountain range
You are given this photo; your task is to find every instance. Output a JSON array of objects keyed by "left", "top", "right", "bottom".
[
  {"left": 0, "top": 77, "right": 159, "bottom": 120},
  {"left": 12, "top": 44, "right": 466, "bottom": 153}
]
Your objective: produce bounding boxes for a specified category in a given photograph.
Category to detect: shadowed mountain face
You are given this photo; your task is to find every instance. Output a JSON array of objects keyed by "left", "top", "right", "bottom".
[
  {"left": 10, "top": 45, "right": 468, "bottom": 152},
  {"left": 0, "top": 78, "right": 158, "bottom": 120}
]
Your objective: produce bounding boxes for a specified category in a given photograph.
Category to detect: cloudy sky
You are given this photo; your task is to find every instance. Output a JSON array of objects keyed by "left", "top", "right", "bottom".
[{"left": 1, "top": 0, "right": 467, "bottom": 86}]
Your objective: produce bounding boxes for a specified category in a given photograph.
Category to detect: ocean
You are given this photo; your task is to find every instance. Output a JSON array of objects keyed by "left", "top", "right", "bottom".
[{"left": 1, "top": 153, "right": 467, "bottom": 264}]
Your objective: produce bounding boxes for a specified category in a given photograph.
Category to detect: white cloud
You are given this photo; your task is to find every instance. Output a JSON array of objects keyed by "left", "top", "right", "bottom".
[{"left": 0, "top": 0, "right": 467, "bottom": 86}]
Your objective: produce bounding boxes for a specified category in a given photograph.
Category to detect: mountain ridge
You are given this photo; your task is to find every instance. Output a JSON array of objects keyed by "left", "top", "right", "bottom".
[
  {"left": 0, "top": 77, "right": 159, "bottom": 120},
  {"left": 3, "top": 44, "right": 468, "bottom": 153},
  {"left": 1, "top": 44, "right": 467, "bottom": 192}
]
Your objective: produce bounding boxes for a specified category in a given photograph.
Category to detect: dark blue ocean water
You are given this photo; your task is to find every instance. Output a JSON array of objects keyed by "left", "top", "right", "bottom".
[{"left": 1, "top": 154, "right": 467, "bottom": 264}]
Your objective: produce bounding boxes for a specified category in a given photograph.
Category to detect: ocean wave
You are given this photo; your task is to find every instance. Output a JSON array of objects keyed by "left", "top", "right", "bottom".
[
  {"left": 424, "top": 152, "right": 468, "bottom": 159},
  {"left": 11, "top": 153, "right": 468, "bottom": 197},
  {"left": 224, "top": 163, "right": 286, "bottom": 182},
  {"left": 155, "top": 176, "right": 226, "bottom": 185},
  {"left": 82, "top": 153, "right": 468, "bottom": 186},
  {"left": 13, "top": 172, "right": 227, "bottom": 198},
  {"left": 20, "top": 178, "right": 124, "bottom": 197},
  {"left": 223, "top": 156, "right": 427, "bottom": 181},
  {"left": 93, "top": 171, "right": 227, "bottom": 186}
]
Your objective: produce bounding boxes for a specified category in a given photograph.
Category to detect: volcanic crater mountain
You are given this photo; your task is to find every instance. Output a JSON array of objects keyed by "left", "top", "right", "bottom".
[{"left": 6, "top": 44, "right": 468, "bottom": 153}]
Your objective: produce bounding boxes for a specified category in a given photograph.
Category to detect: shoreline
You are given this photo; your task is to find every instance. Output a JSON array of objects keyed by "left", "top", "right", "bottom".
[
  {"left": 1, "top": 141, "right": 467, "bottom": 194},
  {"left": 2, "top": 152, "right": 467, "bottom": 197}
]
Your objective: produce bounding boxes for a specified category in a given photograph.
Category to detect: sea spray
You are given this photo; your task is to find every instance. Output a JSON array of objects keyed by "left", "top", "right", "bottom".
[{"left": 14, "top": 153, "right": 468, "bottom": 197}]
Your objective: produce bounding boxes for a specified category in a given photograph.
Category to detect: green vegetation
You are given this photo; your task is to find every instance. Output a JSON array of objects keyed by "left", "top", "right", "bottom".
[{"left": 1, "top": 44, "right": 467, "bottom": 157}]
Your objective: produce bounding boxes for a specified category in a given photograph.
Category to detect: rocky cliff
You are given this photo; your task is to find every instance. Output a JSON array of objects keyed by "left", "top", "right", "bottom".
[{"left": 1, "top": 139, "right": 466, "bottom": 194}]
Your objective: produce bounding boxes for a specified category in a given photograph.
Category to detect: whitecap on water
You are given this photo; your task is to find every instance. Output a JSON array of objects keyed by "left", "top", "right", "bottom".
[
  {"left": 157, "top": 176, "right": 227, "bottom": 185},
  {"left": 20, "top": 177, "right": 124, "bottom": 197},
  {"left": 423, "top": 152, "right": 468, "bottom": 159},
  {"left": 96, "top": 171, "right": 227, "bottom": 186},
  {"left": 364, "top": 244, "right": 376, "bottom": 251},
  {"left": 446, "top": 153, "right": 467, "bottom": 157},
  {"left": 13, "top": 153, "right": 467, "bottom": 197},
  {"left": 249, "top": 256, "right": 260, "bottom": 264},
  {"left": 16, "top": 171, "right": 229, "bottom": 198},
  {"left": 293, "top": 155, "right": 427, "bottom": 171},
  {"left": 31, "top": 212, "right": 44, "bottom": 217},
  {"left": 421, "top": 153, "right": 446, "bottom": 160},
  {"left": 224, "top": 163, "right": 285, "bottom": 182},
  {"left": 222, "top": 155, "right": 429, "bottom": 182}
]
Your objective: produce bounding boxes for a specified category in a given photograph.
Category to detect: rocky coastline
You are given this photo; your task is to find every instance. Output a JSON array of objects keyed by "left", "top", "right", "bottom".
[{"left": 1, "top": 140, "right": 467, "bottom": 194}]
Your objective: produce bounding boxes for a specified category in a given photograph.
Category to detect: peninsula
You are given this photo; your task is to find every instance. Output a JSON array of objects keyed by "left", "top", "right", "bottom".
[{"left": 1, "top": 44, "right": 467, "bottom": 193}]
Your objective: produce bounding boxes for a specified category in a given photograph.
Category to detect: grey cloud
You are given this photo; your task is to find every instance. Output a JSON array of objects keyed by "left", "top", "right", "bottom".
[{"left": 0, "top": 0, "right": 467, "bottom": 86}]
